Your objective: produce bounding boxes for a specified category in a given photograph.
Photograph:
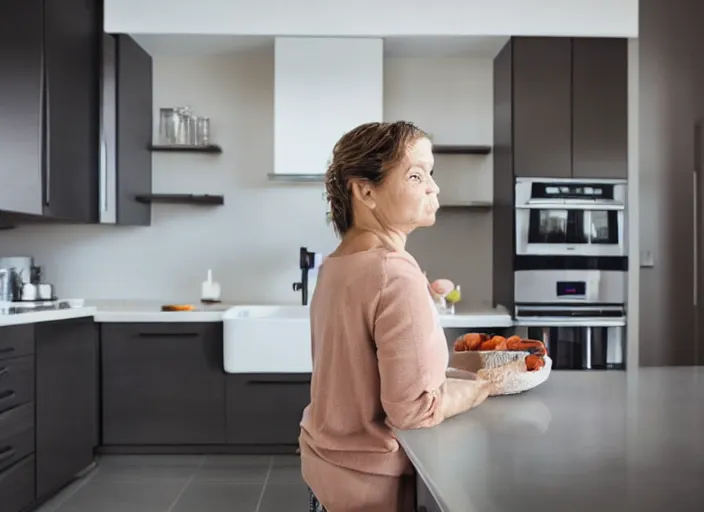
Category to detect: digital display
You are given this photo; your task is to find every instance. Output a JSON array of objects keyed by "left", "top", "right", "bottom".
[
  {"left": 556, "top": 281, "right": 586, "bottom": 297},
  {"left": 533, "top": 183, "right": 613, "bottom": 199}
]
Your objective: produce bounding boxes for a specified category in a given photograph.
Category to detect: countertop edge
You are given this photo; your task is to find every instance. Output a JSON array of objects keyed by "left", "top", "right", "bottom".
[
  {"left": 2, "top": 304, "right": 514, "bottom": 327},
  {"left": 395, "top": 433, "right": 452, "bottom": 512}
]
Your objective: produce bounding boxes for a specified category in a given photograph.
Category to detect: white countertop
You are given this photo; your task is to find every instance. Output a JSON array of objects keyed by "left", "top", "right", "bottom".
[
  {"left": 0, "top": 306, "right": 97, "bottom": 326},
  {"left": 0, "top": 299, "right": 513, "bottom": 328}
]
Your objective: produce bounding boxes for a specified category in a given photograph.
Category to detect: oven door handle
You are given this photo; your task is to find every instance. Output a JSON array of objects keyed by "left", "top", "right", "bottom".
[
  {"left": 516, "top": 202, "right": 625, "bottom": 211},
  {"left": 514, "top": 317, "right": 627, "bottom": 328}
]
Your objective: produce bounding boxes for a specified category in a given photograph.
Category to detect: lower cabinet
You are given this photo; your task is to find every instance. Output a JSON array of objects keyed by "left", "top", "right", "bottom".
[
  {"left": 0, "top": 456, "right": 35, "bottom": 512},
  {"left": 226, "top": 373, "right": 311, "bottom": 447},
  {"left": 100, "top": 322, "right": 311, "bottom": 450},
  {"left": 0, "top": 324, "right": 36, "bottom": 512},
  {"left": 101, "top": 323, "right": 227, "bottom": 445},
  {"left": 35, "top": 317, "right": 98, "bottom": 498}
]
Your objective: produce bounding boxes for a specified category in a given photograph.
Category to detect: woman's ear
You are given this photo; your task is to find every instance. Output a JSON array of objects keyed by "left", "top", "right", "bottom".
[{"left": 350, "top": 180, "right": 376, "bottom": 210}]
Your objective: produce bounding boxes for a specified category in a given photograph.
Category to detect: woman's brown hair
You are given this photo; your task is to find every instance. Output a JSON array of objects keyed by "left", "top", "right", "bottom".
[{"left": 324, "top": 121, "right": 429, "bottom": 237}]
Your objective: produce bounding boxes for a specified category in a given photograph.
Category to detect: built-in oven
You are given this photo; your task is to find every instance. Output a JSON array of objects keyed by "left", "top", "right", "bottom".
[
  {"left": 513, "top": 270, "right": 627, "bottom": 370},
  {"left": 515, "top": 178, "right": 627, "bottom": 257}
]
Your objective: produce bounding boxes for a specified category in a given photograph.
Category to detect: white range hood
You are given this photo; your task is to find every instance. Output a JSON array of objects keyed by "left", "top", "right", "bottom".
[{"left": 271, "top": 37, "right": 384, "bottom": 181}]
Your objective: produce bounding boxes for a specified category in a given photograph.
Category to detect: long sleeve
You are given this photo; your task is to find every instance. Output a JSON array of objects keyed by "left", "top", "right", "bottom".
[{"left": 373, "top": 253, "right": 449, "bottom": 430}]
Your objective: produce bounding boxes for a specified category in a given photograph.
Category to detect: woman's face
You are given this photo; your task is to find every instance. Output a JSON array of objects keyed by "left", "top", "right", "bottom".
[{"left": 368, "top": 137, "right": 440, "bottom": 234}]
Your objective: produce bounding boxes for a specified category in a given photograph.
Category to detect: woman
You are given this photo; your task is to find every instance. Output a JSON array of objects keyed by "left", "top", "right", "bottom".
[{"left": 299, "top": 121, "right": 490, "bottom": 512}]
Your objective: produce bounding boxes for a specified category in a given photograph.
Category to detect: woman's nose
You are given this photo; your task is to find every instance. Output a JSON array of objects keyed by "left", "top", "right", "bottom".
[{"left": 428, "top": 177, "right": 440, "bottom": 195}]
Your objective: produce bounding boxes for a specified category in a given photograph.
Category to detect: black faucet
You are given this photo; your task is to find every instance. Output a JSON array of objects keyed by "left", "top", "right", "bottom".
[{"left": 292, "top": 246, "right": 316, "bottom": 306}]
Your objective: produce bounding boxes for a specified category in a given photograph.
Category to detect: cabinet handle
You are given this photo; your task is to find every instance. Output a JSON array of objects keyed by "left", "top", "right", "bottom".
[
  {"left": 0, "top": 390, "right": 16, "bottom": 403},
  {"left": 0, "top": 446, "right": 16, "bottom": 463},
  {"left": 695, "top": 122, "right": 701, "bottom": 307},
  {"left": 137, "top": 332, "right": 200, "bottom": 338},
  {"left": 247, "top": 379, "right": 311, "bottom": 385},
  {"left": 0, "top": 367, "right": 8, "bottom": 378},
  {"left": 44, "top": 46, "right": 51, "bottom": 207},
  {"left": 100, "top": 138, "right": 108, "bottom": 213},
  {"left": 0, "top": 347, "right": 14, "bottom": 355}
]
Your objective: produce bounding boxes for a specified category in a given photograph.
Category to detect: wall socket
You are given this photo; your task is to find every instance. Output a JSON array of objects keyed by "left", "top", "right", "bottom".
[{"left": 640, "top": 250, "right": 655, "bottom": 268}]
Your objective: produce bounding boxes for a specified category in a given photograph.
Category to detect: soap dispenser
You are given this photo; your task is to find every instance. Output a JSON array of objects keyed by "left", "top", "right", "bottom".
[{"left": 201, "top": 269, "right": 221, "bottom": 304}]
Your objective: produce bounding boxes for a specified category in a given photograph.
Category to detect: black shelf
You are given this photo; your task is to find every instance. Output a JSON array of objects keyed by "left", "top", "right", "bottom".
[
  {"left": 135, "top": 194, "right": 224, "bottom": 205},
  {"left": 432, "top": 145, "right": 492, "bottom": 155},
  {"left": 148, "top": 144, "right": 223, "bottom": 154}
]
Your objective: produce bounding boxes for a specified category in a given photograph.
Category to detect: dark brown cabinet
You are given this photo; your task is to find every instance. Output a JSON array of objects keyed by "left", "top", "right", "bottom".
[
  {"left": 0, "top": 325, "right": 36, "bottom": 512},
  {"left": 35, "top": 317, "right": 98, "bottom": 499},
  {"left": 226, "top": 374, "right": 310, "bottom": 448},
  {"left": 101, "top": 323, "right": 226, "bottom": 445},
  {"left": 572, "top": 38, "right": 628, "bottom": 179},
  {"left": 101, "top": 34, "right": 153, "bottom": 226},
  {"left": 0, "top": 2, "right": 153, "bottom": 226},
  {"left": 0, "top": 0, "right": 100, "bottom": 222},
  {"left": 42, "top": 0, "right": 100, "bottom": 222},
  {"left": 500, "top": 37, "right": 628, "bottom": 181},
  {"left": 0, "top": 0, "right": 44, "bottom": 216},
  {"left": 512, "top": 37, "right": 572, "bottom": 178}
]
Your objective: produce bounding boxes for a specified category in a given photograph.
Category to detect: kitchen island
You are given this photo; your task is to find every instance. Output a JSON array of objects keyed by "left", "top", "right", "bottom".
[{"left": 397, "top": 368, "right": 704, "bottom": 512}]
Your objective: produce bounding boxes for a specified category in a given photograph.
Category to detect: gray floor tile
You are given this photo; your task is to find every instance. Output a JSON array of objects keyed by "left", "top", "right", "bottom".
[
  {"left": 170, "top": 482, "right": 263, "bottom": 512},
  {"left": 258, "top": 483, "right": 309, "bottom": 512},
  {"left": 268, "top": 455, "right": 304, "bottom": 484},
  {"left": 34, "top": 477, "right": 91, "bottom": 512},
  {"left": 92, "top": 455, "right": 202, "bottom": 483},
  {"left": 193, "top": 455, "right": 271, "bottom": 484},
  {"left": 56, "top": 480, "right": 184, "bottom": 512}
]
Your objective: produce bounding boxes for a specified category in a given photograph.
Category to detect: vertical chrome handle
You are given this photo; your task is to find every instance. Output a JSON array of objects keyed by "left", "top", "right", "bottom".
[
  {"left": 694, "top": 123, "right": 701, "bottom": 307},
  {"left": 694, "top": 170, "right": 698, "bottom": 307},
  {"left": 100, "top": 139, "right": 108, "bottom": 213}
]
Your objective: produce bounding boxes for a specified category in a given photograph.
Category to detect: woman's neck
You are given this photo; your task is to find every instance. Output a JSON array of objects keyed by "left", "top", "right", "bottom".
[{"left": 337, "top": 227, "right": 407, "bottom": 255}]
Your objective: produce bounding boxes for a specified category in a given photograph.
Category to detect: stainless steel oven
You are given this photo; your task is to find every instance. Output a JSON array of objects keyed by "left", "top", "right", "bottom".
[
  {"left": 515, "top": 178, "right": 627, "bottom": 257},
  {"left": 514, "top": 269, "right": 627, "bottom": 370}
]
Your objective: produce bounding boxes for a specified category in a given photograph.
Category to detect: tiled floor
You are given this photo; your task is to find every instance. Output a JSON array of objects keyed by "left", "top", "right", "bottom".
[{"left": 35, "top": 455, "right": 308, "bottom": 512}]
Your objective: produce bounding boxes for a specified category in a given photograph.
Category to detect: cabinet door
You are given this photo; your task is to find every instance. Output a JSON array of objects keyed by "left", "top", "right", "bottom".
[
  {"left": 226, "top": 373, "right": 310, "bottom": 447},
  {"left": 36, "top": 318, "right": 98, "bottom": 499},
  {"left": 0, "top": 456, "right": 35, "bottom": 512},
  {"left": 512, "top": 37, "right": 572, "bottom": 178},
  {"left": 0, "top": 1, "right": 43, "bottom": 215},
  {"left": 101, "top": 323, "right": 226, "bottom": 445},
  {"left": 115, "top": 35, "right": 153, "bottom": 226},
  {"left": 42, "top": 0, "right": 100, "bottom": 222},
  {"left": 639, "top": 0, "right": 699, "bottom": 366},
  {"left": 572, "top": 38, "right": 628, "bottom": 179}
]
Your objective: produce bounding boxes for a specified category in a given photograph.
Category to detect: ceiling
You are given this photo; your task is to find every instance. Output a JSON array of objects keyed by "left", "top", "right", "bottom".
[{"left": 131, "top": 34, "right": 510, "bottom": 58}]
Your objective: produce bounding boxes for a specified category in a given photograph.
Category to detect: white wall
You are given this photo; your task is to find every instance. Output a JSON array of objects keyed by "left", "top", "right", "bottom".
[
  {"left": 385, "top": 57, "right": 494, "bottom": 302},
  {"left": 0, "top": 52, "right": 496, "bottom": 303},
  {"left": 105, "top": 0, "right": 638, "bottom": 38}
]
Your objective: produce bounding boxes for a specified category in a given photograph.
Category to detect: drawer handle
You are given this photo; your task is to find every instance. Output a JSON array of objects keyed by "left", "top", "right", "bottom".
[
  {"left": 0, "top": 347, "right": 14, "bottom": 355},
  {"left": 0, "top": 390, "right": 16, "bottom": 402},
  {"left": 137, "top": 332, "right": 199, "bottom": 338},
  {"left": 247, "top": 379, "right": 311, "bottom": 385},
  {"left": 0, "top": 446, "right": 15, "bottom": 463},
  {"left": 0, "top": 367, "right": 8, "bottom": 378}
]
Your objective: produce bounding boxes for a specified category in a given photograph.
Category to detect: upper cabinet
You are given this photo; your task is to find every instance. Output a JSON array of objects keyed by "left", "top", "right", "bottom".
[
  {"left": 0, "top": 0, "right": 46, "bottom": 216},
  {"left": 101, "top": 34, "right": 153, "bottom": 226},
  {"left": 572, "top": 38, "right": 628, "bottom": 179},
  {"left": 499, "top": 37, "right": 628, "bottom": 180},
  {"left": 273, "top": 37, "right": 383, "bottom": 178},
  {"left": 0, "top": 1, "right": 152, "bottom": 225},
  {"left": 512, "top": 38, "right": 572, "bottom": 179},
  {"left": 42, "top": 0, "right": 101, "bottom": 222}
]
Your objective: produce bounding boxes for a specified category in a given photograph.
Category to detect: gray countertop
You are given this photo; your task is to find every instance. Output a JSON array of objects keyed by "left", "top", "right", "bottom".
[{"left": 396, "top": 368, "right": 704, "bottom": 512}]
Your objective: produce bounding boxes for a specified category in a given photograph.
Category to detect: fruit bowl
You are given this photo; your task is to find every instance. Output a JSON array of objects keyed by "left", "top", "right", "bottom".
[{"left": 449, "top": 334, "right": 552, "bottom": 396}]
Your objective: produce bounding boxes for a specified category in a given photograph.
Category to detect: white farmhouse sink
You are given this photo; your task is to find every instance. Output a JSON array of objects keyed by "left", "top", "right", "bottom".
[{"left": 222, "top": 305, "right": 312, "bottom": 374}]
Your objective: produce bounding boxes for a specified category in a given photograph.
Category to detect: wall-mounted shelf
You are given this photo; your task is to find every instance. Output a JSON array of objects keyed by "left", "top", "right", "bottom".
[
  {"left": 267, "top": 173, "right": 325, "bottom": 183},
  {"left": 148, "top": 144, "right": 223, "bottom": 154},
  {"left": 135, "top": 194, "right": 224, "bottom": 205},
  {"left": 433, "top": 145, "right": 492, "bottom": 155},
  {"left": 439, "top": 201, "right": 493, "bottom": 210}
]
